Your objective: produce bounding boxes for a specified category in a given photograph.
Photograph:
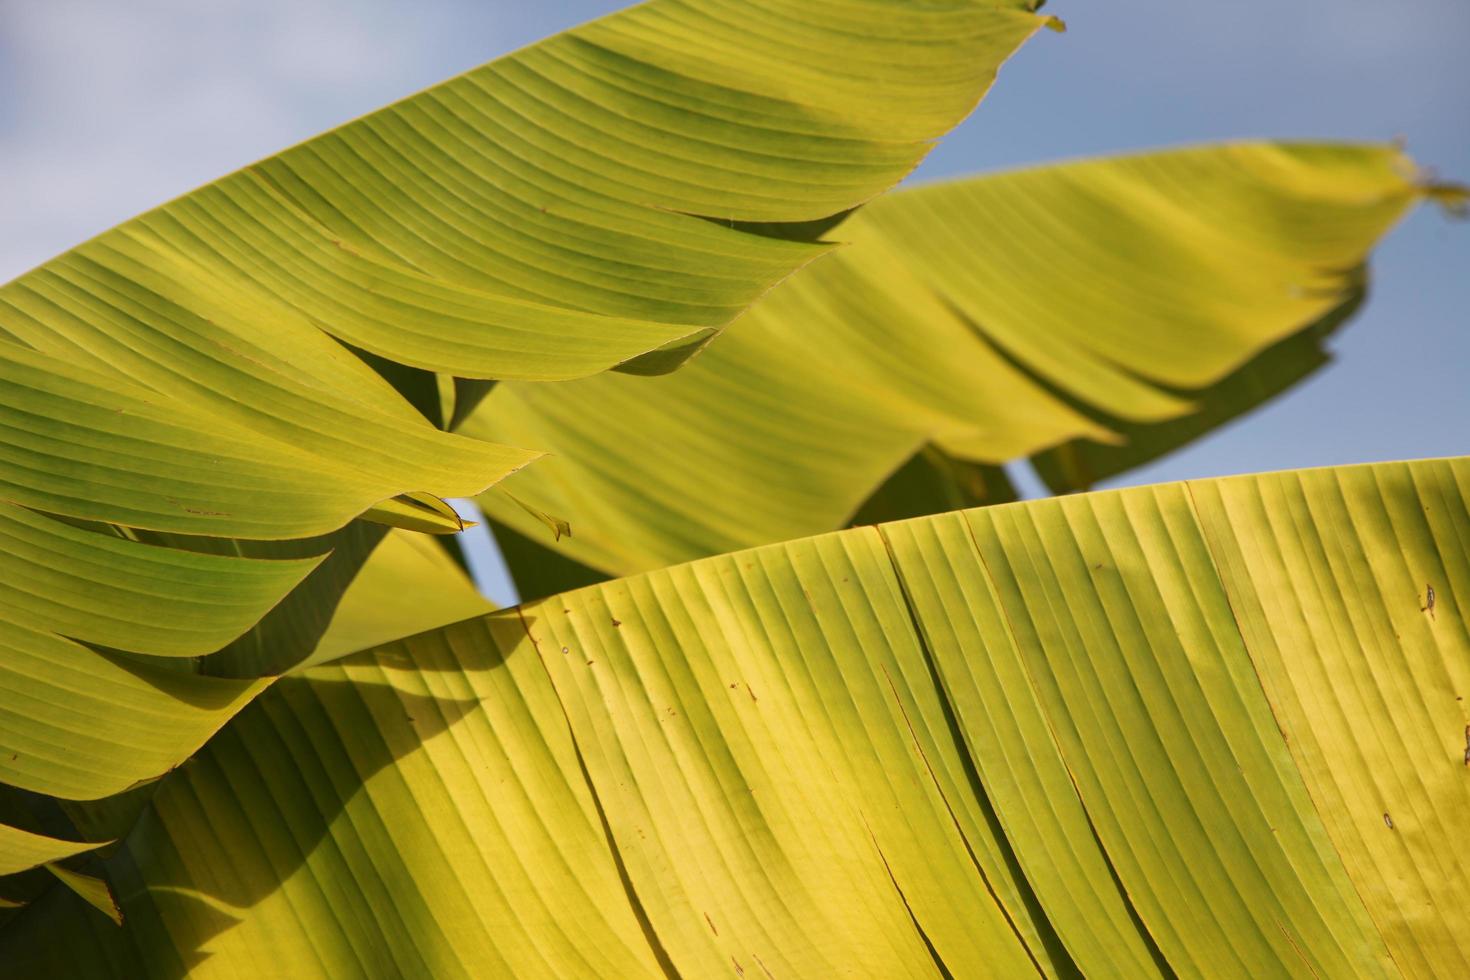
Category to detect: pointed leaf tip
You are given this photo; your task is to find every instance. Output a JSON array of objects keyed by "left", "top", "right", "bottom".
[
  {"left": 363, "top": 493, "right": 469, "bottom": 535},
  {"left": 493, "top": 489, "right": 572, "bottom": 541},
  {"left": 1424, "top": 181, "right": 1469, "bottom": 218},
  {"left": 44, "top": 864, "right": 121, "bottom": 926}
]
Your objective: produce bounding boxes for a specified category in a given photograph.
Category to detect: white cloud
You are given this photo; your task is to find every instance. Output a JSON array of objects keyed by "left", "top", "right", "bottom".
[{"left": 0, "top": 0, "right": 513, "bottom": 280}]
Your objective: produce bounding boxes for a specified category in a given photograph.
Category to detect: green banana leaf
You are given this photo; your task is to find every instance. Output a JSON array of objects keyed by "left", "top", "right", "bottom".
[
  {"left": 0, "top": 0, "right": 1047, "bottom": 824},
  {"left": 0, "top": 825, "right": 107, "bottom": 878},
  {"left": 0, "top": 0, "right": 1046, "bottom": 539},
  {"left": 302, "top": 529, "right": 497, "bottom": 671},
  {"left": 467, "top": 142, "right": 1443, "bottom": 596},
  {"left": 6, "top": 457, "right": 1465, "bottom": 978},
  {"left": 35, "top": 865, "right": 121, "bottom": 928}
]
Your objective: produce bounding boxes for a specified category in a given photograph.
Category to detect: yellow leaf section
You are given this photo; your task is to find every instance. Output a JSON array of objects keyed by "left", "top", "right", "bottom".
[
  {"left": 0, "top": 502, "right": 319, "bottom": 657},
  {"left": 871, "top": 142, "right": 1418, "bottom": 409},
  {"left": 10, "top": 458, "right": 1464, "bottom": 977},
  {"left": 470, "top": 142, "right": 1427, "bottom": 585},
  {"left": 943, "top": 482, "right": 1394, "bottom": 978},
  {"left": 361, "top": 494, "right": 473, "bottom": 536},
  {"left": 527, "top": 537, "right": 1054, "bottom": 978},
  {"left": 0, "top": 0, "right": 1047, "bottom": 546},
  {"left": 300, "top": 529, "right": 496, "bottom": 670},
  {"left": 0, "top": 620, "right": 269, "bottom": 800},
  {"left": 3, "top": 626, "right": 674, "bottom": 978},
  {"left": 0, "top": 338, "right": 533, "bottom": 541},
  {"left": 879, "top": 515, "right": 1166, "bottom": 978},
  {"left": 0, "top": 825, "right": 108, "bottom": 877},
  {"left": 1193, "top": 459, "right": 1470, "bottom": 978},
  {"left": 0, "top": 0, "right": 1046, "bottom": 826}
]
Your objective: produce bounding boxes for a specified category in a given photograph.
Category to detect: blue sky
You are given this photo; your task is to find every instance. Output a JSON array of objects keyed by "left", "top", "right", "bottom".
[{"left": 2, "top": 0, "right": 1465, "bottom": 601}]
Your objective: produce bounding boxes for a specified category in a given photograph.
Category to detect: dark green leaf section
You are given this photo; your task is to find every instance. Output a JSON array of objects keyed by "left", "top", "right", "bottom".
[
  {"left": 6, "top": 458, "right": 1464, "bottom": 977},
  {"left": 491, "top": 518, "right": 610, "bottom": 604},
  {"left": 852, "top": 446, "right": 1018, "bottom": 527}
]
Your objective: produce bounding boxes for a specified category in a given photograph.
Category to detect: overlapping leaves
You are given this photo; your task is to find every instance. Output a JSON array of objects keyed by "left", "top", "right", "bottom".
[
  {"left": 0, "top": 0, "right": 1055, "bottom": 917},
  {"left": 469, "top": 141, "right": 1441, "bottom": 594},
  {"left": 6, "top": 458, "right": 1465, "bottom": 977},
  {"left": 3, "top": 2, "right": 1463, "bottom": 970}
]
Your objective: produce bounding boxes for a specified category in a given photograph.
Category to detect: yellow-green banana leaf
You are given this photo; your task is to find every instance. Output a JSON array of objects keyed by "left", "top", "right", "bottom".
[
  {"left": 7, "top": 457, "right": 1465, "bottom": 978},
  {"left": 0, "top": 0, "right": 1043, "bottom": 822},
  {"left": 469, "top": 142, "right": 1441, "bottom": 596}
]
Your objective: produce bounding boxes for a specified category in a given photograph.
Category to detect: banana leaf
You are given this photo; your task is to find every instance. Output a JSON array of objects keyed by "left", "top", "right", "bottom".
[
  {"left": 7, "top": 457, "right": 1465, "bottom": 978},
  {"left": 0, "top": 0, "right": 1046, "bottom": 818},
  {"left": 468, "top": 142, "right": 1446, "bottom": 597}
]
